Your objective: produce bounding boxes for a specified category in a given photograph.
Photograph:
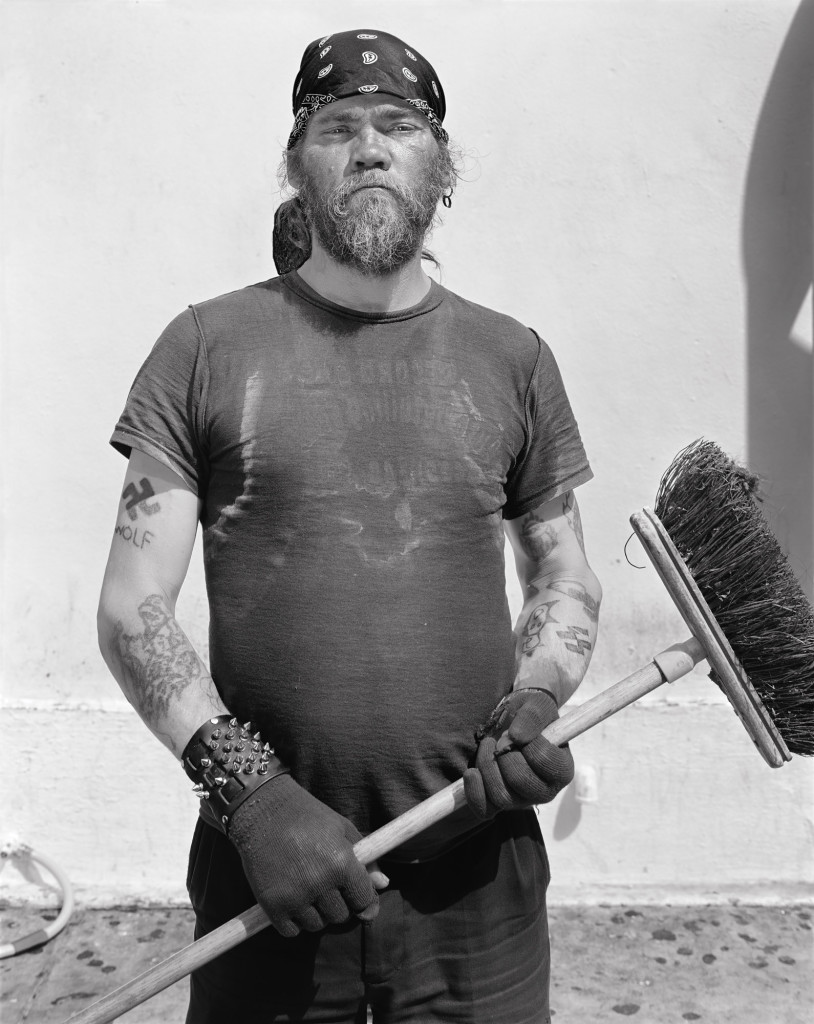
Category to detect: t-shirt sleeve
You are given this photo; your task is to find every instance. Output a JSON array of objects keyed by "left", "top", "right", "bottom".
[
  {"left": 503, "top": 330, "right": 593, "bottom": 519},
  {"left": 109, "top": 307, "right": 209, "bottom": 494}
]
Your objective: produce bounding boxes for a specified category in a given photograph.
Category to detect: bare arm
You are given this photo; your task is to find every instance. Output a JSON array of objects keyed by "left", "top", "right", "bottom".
[
  {"left": 97, "top": 450, "right": 227, "bottom": 757},
  {"left": 504, "top": 490, "right": 602, "bottom": 707}
]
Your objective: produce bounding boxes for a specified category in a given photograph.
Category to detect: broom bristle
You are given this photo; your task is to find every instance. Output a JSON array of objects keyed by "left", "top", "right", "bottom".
[{"left": 653, "top": 438, "right": 814, "bottom": 756}]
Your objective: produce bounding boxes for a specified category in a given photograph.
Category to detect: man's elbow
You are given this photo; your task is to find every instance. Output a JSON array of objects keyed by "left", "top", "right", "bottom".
[
  {"left": 96, "top": 573, "right": 131, "bottom": 666},
  {"left": 584, "top": 564, "right": 603, "bottom": 606},
  {"left": 96, "top": 588, "right": 118, "bottom": 665}
]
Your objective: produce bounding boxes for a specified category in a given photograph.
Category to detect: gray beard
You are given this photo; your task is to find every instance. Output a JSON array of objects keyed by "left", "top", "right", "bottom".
[{"left": 298, "top": 167, "right": 445, "bottom": 276}]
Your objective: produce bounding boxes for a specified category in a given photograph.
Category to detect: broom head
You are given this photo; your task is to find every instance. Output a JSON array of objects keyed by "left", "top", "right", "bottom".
[{"left": 642, "top": 439, "right": 814, "bottom": 758}]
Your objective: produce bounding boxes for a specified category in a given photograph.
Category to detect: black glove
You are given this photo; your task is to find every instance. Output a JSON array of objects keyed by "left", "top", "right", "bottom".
[
  {"left": 228, "top": 773, "right": 380, "bottom": 937},
  {"left": 463, "top": 688, "right": 575, "bottom": 820}
]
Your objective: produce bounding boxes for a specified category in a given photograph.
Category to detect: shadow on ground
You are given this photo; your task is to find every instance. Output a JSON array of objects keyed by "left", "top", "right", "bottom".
[{"left": 1, "top": 903, "right": 812, "bottom": 1023}]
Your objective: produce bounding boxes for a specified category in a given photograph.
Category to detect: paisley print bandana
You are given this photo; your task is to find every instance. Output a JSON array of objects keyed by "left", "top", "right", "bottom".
[{"left": 287, "top": 29, "right": 448, "bottom": 149}]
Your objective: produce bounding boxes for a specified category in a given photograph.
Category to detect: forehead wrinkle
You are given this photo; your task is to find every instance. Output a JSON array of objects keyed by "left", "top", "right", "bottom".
[{"left": 311, "top": 102, "right": 424, "bottom": 126}]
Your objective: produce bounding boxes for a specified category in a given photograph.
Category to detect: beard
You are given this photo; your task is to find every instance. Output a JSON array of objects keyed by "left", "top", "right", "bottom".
[{"left": 292, "top": 146, "right": 452, "bottom": 276}]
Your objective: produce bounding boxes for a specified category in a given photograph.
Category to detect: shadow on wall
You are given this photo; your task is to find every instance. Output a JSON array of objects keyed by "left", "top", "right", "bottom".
[{"left": 743, "top": 0, "right": 814, "bottom": 601}]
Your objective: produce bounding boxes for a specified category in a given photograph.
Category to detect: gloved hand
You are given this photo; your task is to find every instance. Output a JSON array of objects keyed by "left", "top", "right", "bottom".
[
  {"left": 228, "top": 774, "right": 386, "bottom": 937},
  {"left": 463, "top": 687, "right": 575, "bottom": 820}
]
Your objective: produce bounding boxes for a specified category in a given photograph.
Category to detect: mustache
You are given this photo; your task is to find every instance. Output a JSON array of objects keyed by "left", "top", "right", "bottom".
[
  {"left": 345, "top": 172, "right": 395, "bottom": 194},
  {"left": 332, "top": 173, "right": 405, "bottom": 215}
]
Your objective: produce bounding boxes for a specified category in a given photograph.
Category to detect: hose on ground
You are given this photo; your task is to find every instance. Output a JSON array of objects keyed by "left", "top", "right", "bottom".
[{"left": 0, "top": 842, "right": 75, "bottom": 957}]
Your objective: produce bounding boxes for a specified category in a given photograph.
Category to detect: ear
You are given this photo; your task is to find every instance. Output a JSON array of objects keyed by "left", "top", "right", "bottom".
[{"left": 286, "top": 148, "right": 304, "bottom": 190}]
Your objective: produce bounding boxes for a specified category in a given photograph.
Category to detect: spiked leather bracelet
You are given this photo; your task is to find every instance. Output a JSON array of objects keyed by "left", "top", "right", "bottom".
[{"left": 181, "top": 715, "right": 290, "bottom": 834}]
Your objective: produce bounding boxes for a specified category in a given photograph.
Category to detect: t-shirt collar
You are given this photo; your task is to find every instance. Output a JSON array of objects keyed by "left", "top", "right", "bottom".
[{"left": 281, "top": 270, "right": 444, "bottom": 323}]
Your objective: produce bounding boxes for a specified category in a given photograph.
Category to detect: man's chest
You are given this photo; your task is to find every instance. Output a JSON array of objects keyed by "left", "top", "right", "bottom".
[{"left": 206, "top": 335, "right": 525, "bottom": 512}]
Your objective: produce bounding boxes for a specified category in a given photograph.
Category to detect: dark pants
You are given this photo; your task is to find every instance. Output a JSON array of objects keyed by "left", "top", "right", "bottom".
[{"left": 186, "top": 810, "right": 551, "bottom": 1023}]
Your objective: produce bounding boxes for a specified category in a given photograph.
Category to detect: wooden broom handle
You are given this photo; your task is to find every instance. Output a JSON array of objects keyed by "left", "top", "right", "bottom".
[{"left": 63, "top": 637, "right": 703, "bottom": 1024}]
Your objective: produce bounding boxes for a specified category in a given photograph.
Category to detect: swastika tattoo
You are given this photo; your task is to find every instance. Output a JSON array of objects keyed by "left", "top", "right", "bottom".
[{"left": 123, "top": 477, "right": 161, "bottom": 521}]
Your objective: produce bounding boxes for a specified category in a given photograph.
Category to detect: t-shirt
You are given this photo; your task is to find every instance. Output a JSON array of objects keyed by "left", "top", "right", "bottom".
[{"left": 111, "top": 272, "right": 592, "bottom": 858}]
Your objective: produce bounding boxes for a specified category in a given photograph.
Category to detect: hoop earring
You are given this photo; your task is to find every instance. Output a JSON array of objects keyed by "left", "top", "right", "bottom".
[{"left": 442, "top": 191, "right": 453, "bottom": 209}]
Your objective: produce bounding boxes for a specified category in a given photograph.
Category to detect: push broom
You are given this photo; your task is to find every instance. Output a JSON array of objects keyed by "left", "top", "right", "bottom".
[{"left": 63, "top": 439, "right": 813, "bottom": 1024}]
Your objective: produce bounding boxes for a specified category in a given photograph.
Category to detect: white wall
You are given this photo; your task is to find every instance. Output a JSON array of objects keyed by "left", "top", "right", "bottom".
[{"left": 2, "top": 0, "right": 812, "bottom": 905}]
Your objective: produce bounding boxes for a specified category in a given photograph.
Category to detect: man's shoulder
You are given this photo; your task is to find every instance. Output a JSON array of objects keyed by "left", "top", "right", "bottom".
[
  {"left": 190, "top": 276, "right": 286, "bottom": 324},
  {"left": 436, "top": 283, "right": 541, "bottom": 350}
]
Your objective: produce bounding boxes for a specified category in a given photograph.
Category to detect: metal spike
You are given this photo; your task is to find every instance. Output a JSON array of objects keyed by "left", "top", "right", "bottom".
[
  {"left": 260, "top": 750, "right": 270, "bottom": 762},
  {"left": 226, "top": 729, "right": 235, "bottom": 740},
  {"left": 258, "top": 764, "right": 268, "bottom": 775},
  {"left": 235, "top": 742, "right": 245, "bottom": 752},
  {"left": 192, "top": 783, "right": 204, "bottom": 793},
  {"left": 212, "top": 729, "right": 222, "bottom": 739},
  {"left": 209, "top": 740, "right": 220, "bottom": 751},
  {"left": 253, "top": 732, "right": 261, "bottom": 741},
  {"left": 200, "top": 758, "right": 212, "bottom": 768},
  {"left": 229, "top": 718, "right": 238, "bottom": 728},
  {"left": 214, "top": 776, "right": 226, "bottom": 786},
  {"left": 251, "top": 741, "right": 261, "bottom": 753},
  {"left": 233, "top": 755, "right": 244, "bottom": 766},
  {"left": 242, "top": 722, "right": 251, "bottom": 732},
  {"left": 262, "top": 742, "right": 272, "bottom": 752},
  {"left": 247, "top": 753, "right": 257, "bottom": 764},
  {"left": 244, "top": 764, "right": 254, "bottom": 774},
  {"left": 223, "top": 742, "right": 233, "bottom": 753}
]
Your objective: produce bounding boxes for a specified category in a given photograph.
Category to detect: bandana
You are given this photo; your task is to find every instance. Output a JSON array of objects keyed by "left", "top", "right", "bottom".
[{"left": 288, "top": 29, "right": 448, "bottom": 149}]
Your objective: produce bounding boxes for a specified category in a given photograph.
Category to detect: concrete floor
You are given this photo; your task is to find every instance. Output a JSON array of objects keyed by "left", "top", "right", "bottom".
[{"left": 1, "top": 902, "right": 812, "bottom": 1023}]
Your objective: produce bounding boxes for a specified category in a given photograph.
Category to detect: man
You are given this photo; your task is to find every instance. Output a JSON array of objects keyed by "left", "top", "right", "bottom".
[{"left": 98, "top": 28, "right": 601, "bottom": 1024}]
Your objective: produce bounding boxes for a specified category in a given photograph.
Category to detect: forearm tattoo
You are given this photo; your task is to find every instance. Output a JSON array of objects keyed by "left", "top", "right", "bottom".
[
  {"left": 549, "top": 579, "right": 600, "bottom": 622},
  {"left": 556, "top": 624, "right": 592, "bottom": 656},
  {"left": 521, "top": 599, "right": 594, "bottom": 659},
  {"left": 110, "top": 594, "right": 205, "bottom": 725},
  {"left": 521, "top": 601, "right": 558, "bottom": 655},
  {"left": 517, "top": 493, "right": 595, "bottom": 663}
]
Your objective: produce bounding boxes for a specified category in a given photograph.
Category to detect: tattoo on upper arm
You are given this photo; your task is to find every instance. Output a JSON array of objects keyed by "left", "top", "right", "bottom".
[
  {"left": 549, "top": 579, "right": 600, "bottom": 622},
  {"left": 519, "top": 492, "right": 586, "bottom": 562},
  {"left": 111, "top": 594, "right": 204, "bottom": 724},
  {"left": 123, "top": 478, "right": 161, "bottom": 520},
  {"left": 562, "top": 492, "right": 586, "bottom": 554},
  {"left": 114, "top": 523, "right": 154, "bottom": 550},
  {"left": 520, "top": 512, "right": 558, "bottom": 562}
]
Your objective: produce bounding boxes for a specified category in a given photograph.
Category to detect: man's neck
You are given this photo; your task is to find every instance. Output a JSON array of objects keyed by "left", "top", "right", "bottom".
[{"left": 295, "top": 240, "right": 431, "bottom": 313}]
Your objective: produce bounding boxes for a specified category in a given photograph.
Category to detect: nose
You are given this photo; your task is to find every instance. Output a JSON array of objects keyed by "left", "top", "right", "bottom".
[{"left": 349, "top": 126, "right": 392, "bottom": 172}]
